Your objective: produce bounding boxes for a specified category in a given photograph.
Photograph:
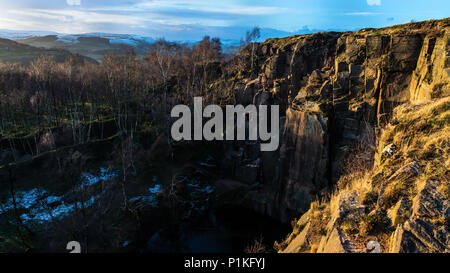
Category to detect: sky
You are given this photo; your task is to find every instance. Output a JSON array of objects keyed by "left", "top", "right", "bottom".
[{"left": 0, "top": 0, "right": 448, "bottom": 40}]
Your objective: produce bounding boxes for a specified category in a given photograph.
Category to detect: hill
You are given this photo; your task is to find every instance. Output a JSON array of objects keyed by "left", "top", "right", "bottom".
[
  {"left": 16, "top": 34, "right": 155, "bottom": 62},
  {"left": 0, "top": 37, "right": 95, "bottom": 65}
]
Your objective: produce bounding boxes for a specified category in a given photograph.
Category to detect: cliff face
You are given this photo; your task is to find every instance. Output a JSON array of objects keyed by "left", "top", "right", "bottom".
[
  {"left": 217, "top": 18, "right": 450, "bottom": 227},
  {"left": 278, "top": 96, "right": 449, "bottom": 253}
]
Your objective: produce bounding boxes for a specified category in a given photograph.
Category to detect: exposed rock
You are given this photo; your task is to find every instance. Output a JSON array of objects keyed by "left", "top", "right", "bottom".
[
  {"left": 390, "top": 217, "right": 450, "bottom": 253},
  {"left": 319, "top": 228, "right": 347, "bottom": 253},
  {"left": 222, "top": 19, "right": 450, "bottom": 226},
  {"left": 278, "top": 108, "right": 329, "bottom": 219},
  {"left": 282, "top": 222, "right": 311, "bottom": 253},
  {"left": 366, "top": 241, "right": 381, "bottom": 253},
  {"left": 412, "top": 180, "right": 448, "bottom": 219},
  {"left": 389, "top": 225, "right": 428, "bottom": 253},
  {"left": 378, "top": 161, "right": 420, "bottom": 208},
  {"left": 388, "top": 197, "right": 412, "bottom": 226},
  {"left": 318, "top": 227, "right": 365, "bottom": 253},
  {"left": 253, "top": 90, "right": 271, "bottom": 107},
  {"left": 403, "top": 218, "right": 448, "bottom": 252},
  {"left": 381, "top": 143, "right": 397, "bottom": 159},
  {"left": 281, "top": 93, "right": 449, "bottom": 253},
  {"left": 388, "top": 161, "right": 420, "bottom": 182},
  {"left": 336, "top": 190, "right": 365, "bottom": 223}
]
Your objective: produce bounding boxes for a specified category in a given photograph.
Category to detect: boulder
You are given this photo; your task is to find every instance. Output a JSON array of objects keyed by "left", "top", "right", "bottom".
[
  {"left": 381, "top": 143, "right": 397, "bottom": 159},
  {"left": 282, "top": 222, "right": 311, "bottom": 253},
  {"left": 412, "top": 180, "right": 448, "bottom": 219},
  {"left": 319, "top": 228, "right": 346, "bottom": 253},
  {"left": 336, "top": 190, "right": 365, "bottom": 223},
  {"left": 388, "top": 197, "right": 412, "bottom": 226},
  {"left": 404, "top": 218, "right": 448, "bottom": 252},
  {"left": 389, "top": 225, "right": 428, "bottom": 253},
  {"left": 366, "top": 241, "right": 381, "bottom": 253}
]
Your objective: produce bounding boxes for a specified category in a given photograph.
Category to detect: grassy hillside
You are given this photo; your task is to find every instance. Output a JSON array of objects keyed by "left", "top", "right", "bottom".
[
  {"left": 0, "top": 38, "right": 95, "bottom": 65},
  {"left": 17, "top": 35, "right": 152, "bottom": 62}
]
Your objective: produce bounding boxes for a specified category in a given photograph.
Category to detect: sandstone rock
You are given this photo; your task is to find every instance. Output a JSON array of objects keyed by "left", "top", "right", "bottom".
[
  {"left": 280, "top": 108, "right": 329, "bottom": 216},
  {"left": 319, "top": 80, "right": 332, "bottom": 97},
  {"left": 389, "top": 35, "right": 421, "bottom": 69},
  {"left": 335, "top": 191, "right": 365, "bottom": 226},
  {"left": 253, "top": 89, "right": 271, "bottom": 107},
  {"left": 349, "top": 63, "right": 364, "bottom": 77},
  {"left": 435, "top": 225, "right": 450, "bottom": 250},
  {"left": 390, "top": 161, "right": 419, "bottom": 182},
  {"left": 412, "top": 180, "right": 448, "bottom": 219},
  {"left": 319, "top": 227, "right": 366, "bottom": 253},
  {"left": 377, "top": 161, "right": 420, "bottom": 208},
  {"left": 381, "top": 143, "right": 397, "bottom": 159},
  {"left": 389, "top": 225, "right": 428, "bottom": 253},
  {"left": 221, "top": 19, "right": 450, "bottom": 226},
  {"left": 319, "top": 228, "right": 346, "bottom": 253},
  {"left": 366, "top": 241, "right": 381, "bottom": 253},
  {"left": 404, "top": 218, "right": 448, "bottom": 252},
  {"left": 282, "top": 222, "right": 311, "bottom": 253},
  {"left": 388, "top": 197, "right": 412, "bottom": 226}
]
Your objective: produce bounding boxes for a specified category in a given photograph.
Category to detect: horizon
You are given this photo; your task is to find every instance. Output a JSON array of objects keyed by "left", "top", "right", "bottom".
[{"left": 0, "top": 0, "right": 449, "bottom": 41}]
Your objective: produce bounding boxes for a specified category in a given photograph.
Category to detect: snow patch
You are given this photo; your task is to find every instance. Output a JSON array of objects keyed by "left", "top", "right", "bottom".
[{"left": 81, "top": 168, "right": 118, "bottom": 186}]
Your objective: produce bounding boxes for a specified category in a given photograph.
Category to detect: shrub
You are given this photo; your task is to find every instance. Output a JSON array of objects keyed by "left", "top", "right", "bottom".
[
  {"left": 360, "top": 210, "right": 391, "bottom": 235},
  {"left": 245, "top": 235, "right": 270, "bottom": 253},
  {"left": 362, "top": 190, "right": 378, "bottom": 207}
]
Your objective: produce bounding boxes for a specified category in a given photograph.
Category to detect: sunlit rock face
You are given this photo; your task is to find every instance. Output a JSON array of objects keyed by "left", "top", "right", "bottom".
[{"left": 219, "top": 19, "right": 450, "bottom": 223}]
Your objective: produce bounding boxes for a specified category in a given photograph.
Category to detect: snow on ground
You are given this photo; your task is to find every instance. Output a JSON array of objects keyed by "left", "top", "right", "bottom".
[
  {"left": 0, "top": 167, "right": 118, "bottom": 223},
  {"left": 128, "top": 184, "right": 162, "bottom": 208},
  {"left": 81, "top": 168, "right": 118, "bottom": 186}
]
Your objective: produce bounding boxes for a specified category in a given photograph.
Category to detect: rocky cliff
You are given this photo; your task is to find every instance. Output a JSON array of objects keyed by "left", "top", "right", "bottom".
[
  {"left": 278, "top": 96, "right": 449, "bottom": 253},
  {"left": 214, "top": 17, "right": 450, "bottom": 244}
]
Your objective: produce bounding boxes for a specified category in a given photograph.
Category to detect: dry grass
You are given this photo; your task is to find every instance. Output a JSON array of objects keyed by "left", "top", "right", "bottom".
[
  {"left": 340, "top": 121, "right": 377, "bottom": 177},
  {"left": 280, "top": 97, "right": 449, "bottom": 253},
  {"left": 245, "top": 235, "right": 270, "bottom": 253},
  {"left": 378, "top": 97, "right": 449, "bottom": 200}
]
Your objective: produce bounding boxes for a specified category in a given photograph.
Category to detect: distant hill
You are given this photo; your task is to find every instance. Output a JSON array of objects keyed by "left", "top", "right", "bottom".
[
  {"left": 0, "top": 38, "right": 95, "bottom": 65},
  {"left": 0, "top": 28, "right": 298, "bottom": 62},
  {"left": 16, "top": 34, "right": 155, "bottom": 62},
  {"left": 0, "top": 27, "right": 338, "bottom": 63}
]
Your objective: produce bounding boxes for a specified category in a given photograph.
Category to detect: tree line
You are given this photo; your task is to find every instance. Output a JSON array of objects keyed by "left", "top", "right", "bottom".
[{"left": 0, "top": 36, "right": 243, "bottom": 161}]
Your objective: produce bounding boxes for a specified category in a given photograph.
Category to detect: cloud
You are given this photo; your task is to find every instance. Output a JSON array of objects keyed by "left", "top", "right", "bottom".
[
  {"left": 67, "top": 0, "right": 81, "bottom": 6},
  {"left": 366, "top": 0, "right": 381, "bottom": 6}
]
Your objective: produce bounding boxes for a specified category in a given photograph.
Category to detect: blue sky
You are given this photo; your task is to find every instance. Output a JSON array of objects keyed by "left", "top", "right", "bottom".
[{"left": 0, "top": 0, "right": 448, "bottom": 40}]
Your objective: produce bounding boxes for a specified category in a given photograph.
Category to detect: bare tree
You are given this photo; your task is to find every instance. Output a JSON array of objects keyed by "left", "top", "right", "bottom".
[{"left": 245, "top": 27, "right": 261, "bottom": 71}]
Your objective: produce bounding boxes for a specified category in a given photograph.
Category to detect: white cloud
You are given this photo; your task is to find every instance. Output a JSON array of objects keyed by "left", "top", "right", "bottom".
[
  {"left": 366, "top": 0, "right": 381, "bottom": 5},
  {"left": 67, "top": 0, "right": 81, "bottom": 6}
]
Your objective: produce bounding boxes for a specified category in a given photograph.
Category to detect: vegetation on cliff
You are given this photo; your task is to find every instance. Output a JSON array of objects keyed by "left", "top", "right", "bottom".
[
  {"left": 0, "top": 17, "right": 449, "bottom": 253},
  {"left": 278, "top": 97, "right": 449, "bottom": 253}
]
